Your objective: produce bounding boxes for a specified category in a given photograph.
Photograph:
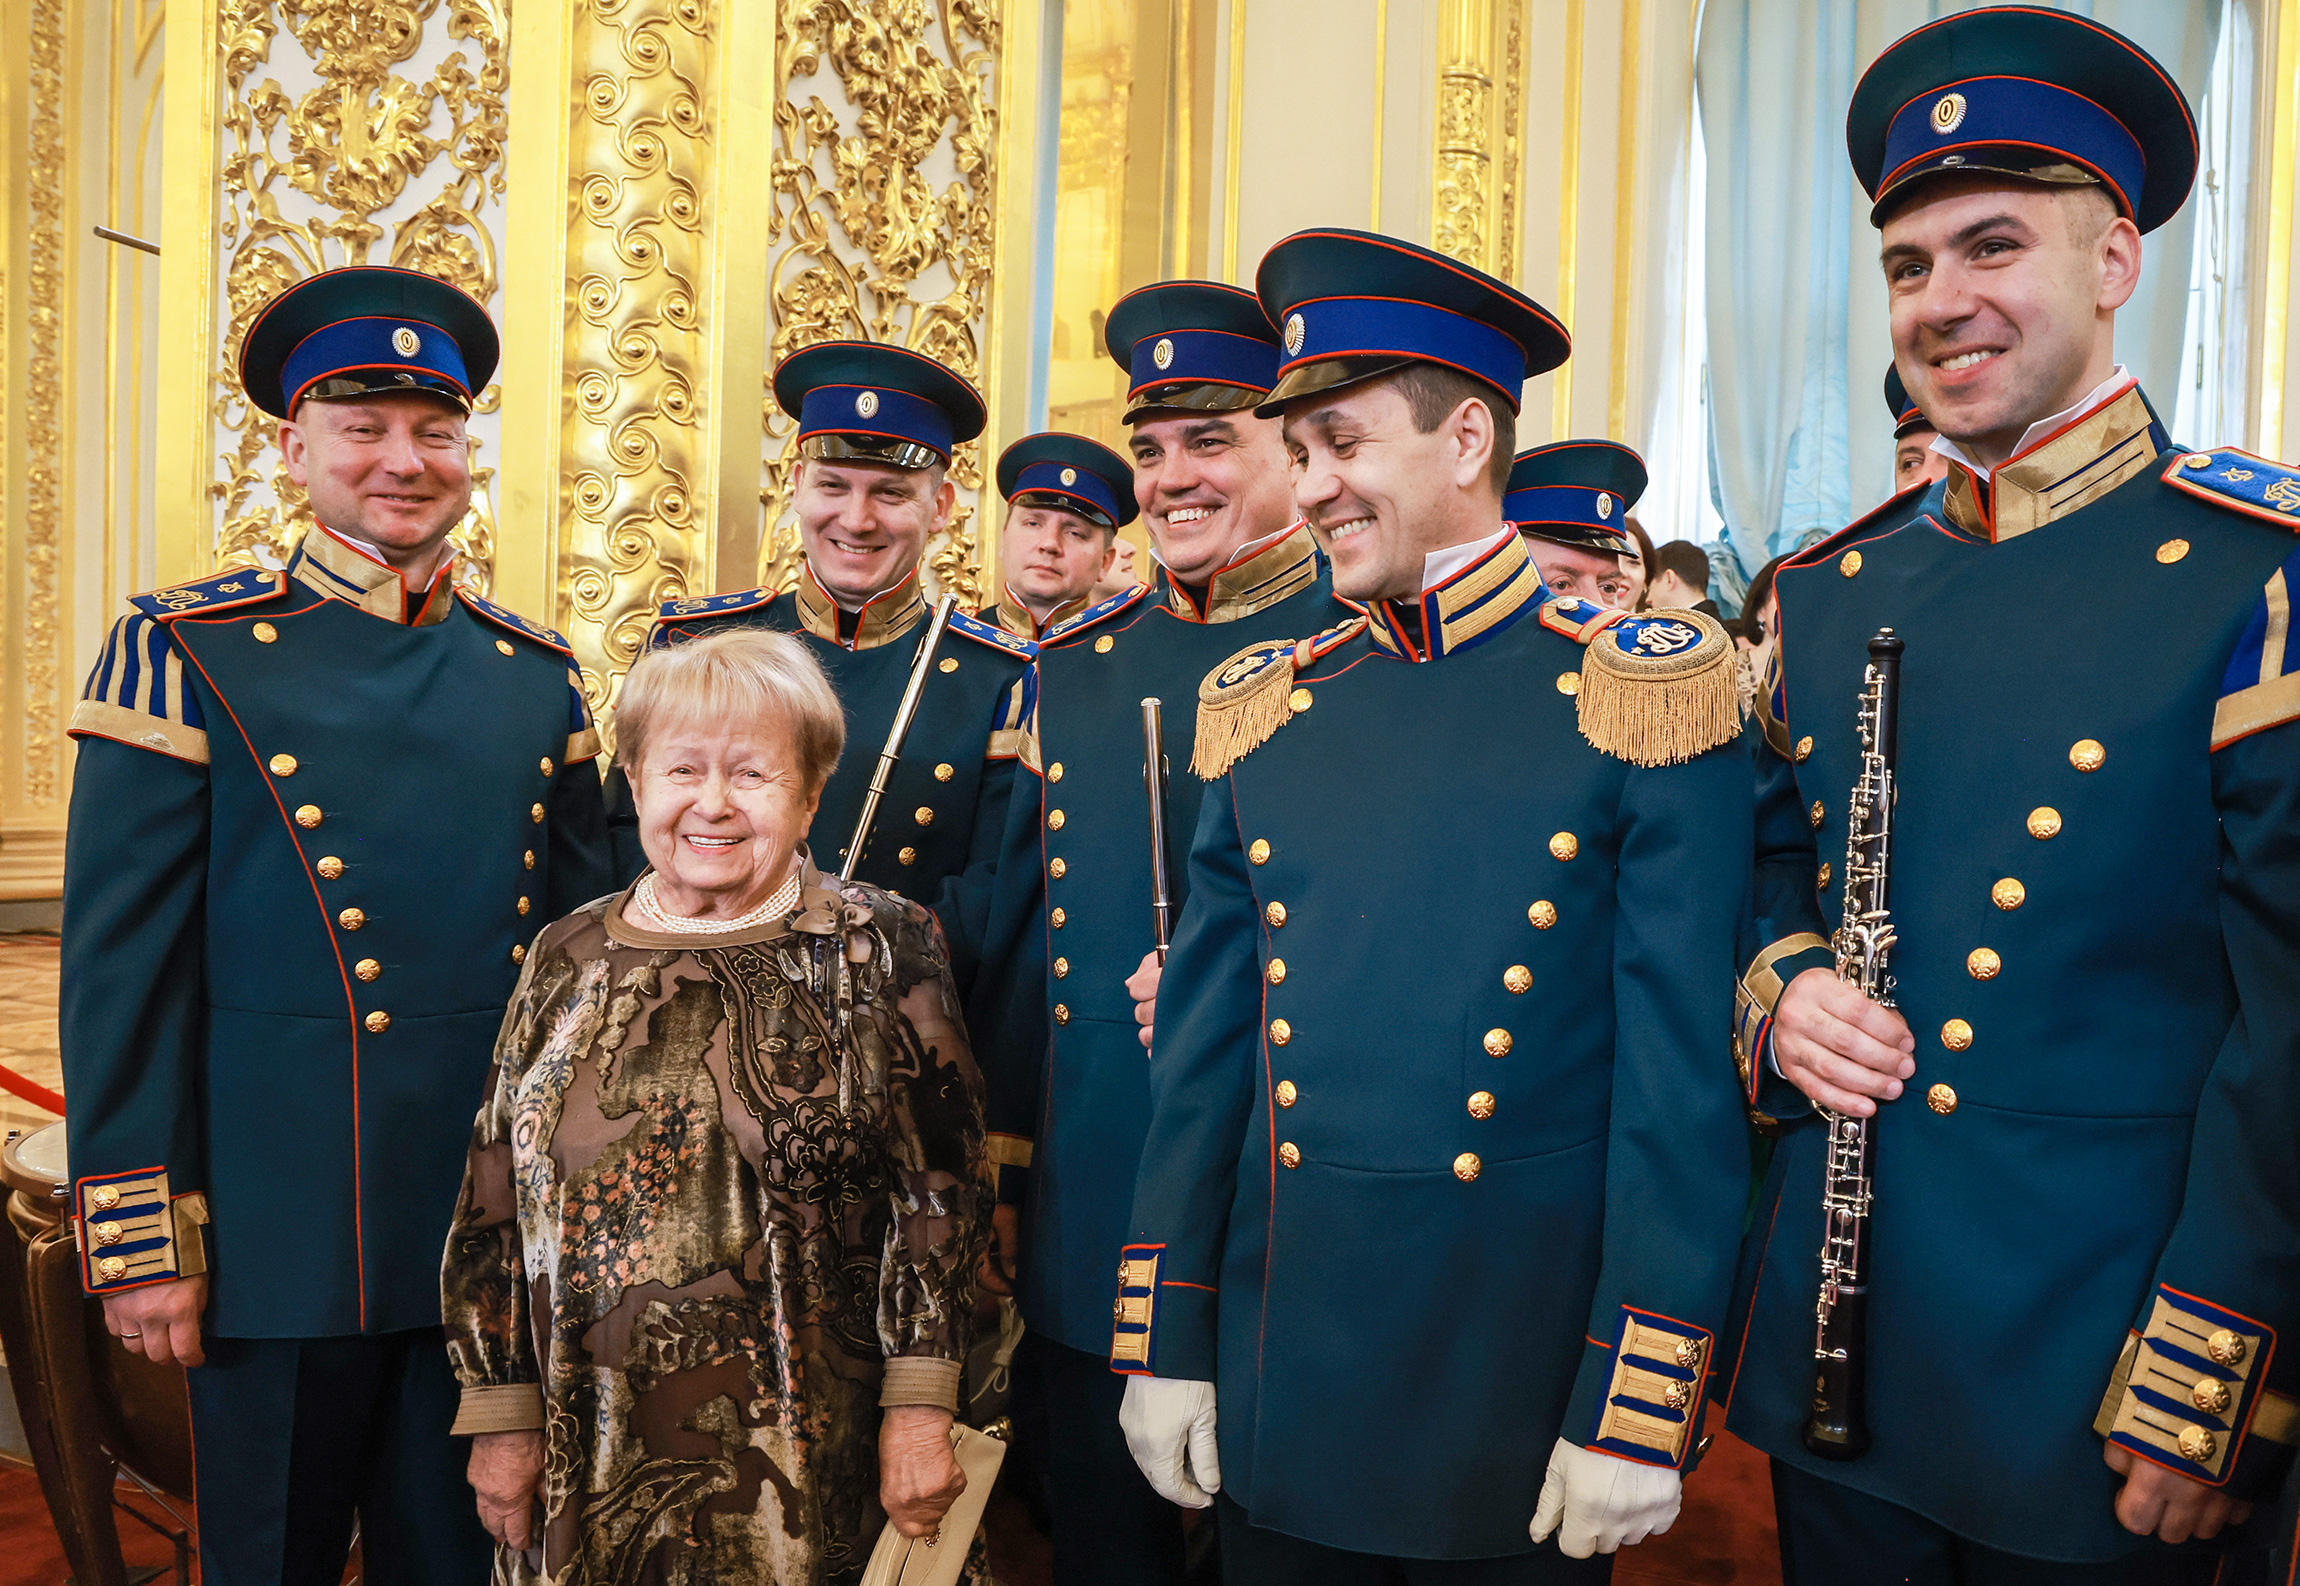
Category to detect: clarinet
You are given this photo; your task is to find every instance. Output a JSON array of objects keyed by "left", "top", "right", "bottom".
[{"left": 1803, "top": 628, "right": 1903, "bottom": 1462}]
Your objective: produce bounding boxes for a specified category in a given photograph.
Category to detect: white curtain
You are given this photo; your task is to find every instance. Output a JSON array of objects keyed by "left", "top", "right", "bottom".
[{"left": 1697, "top": 0, "right": 2225, "bottom": 575}]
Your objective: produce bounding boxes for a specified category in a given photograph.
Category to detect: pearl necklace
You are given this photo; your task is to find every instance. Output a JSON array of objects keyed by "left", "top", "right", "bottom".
[{"left": 634, "top": 868, "right": 804, "bottom": 935}]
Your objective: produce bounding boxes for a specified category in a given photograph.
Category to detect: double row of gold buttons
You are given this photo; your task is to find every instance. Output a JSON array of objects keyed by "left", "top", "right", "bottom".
[{"left": 1267, "top": 831, "right": 1574, "bottom": 1184}]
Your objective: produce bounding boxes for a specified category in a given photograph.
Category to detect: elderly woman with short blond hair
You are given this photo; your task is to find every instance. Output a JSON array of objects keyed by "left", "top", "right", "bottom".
[{"left": 441, "top": 627, "right": 992, "bottom": 1584}]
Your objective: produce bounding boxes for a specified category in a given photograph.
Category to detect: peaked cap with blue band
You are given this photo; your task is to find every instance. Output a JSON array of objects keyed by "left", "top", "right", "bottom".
[
  {"left": 1253, "top": 228, "right": 1570, "bottom": 416},
  {"left": 997, "top": 432, "right": 1138, "bottom": 529},
  {"left": 1102, "top": 280, "right": 1282, "bottom": 422},
  {"left": 1507, "top": 441, "right": 1644, "bottom": 559},
  {"left": 772, "top": 340, "right": 986, "bottom": 470},
  {"left": 1883, "top": 365, "right": 1933, "bottom": 439},
  {"left": 1847, "top": 7, "right": 2197, "bottom": 234},
  {"left": 239, "top": 266, "right": 498, "bottom": 420}
]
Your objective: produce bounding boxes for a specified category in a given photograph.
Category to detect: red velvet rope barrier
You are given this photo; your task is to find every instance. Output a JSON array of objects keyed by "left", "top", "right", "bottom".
[{"left": 0, "top": 1062, "right": 64, "bottom": 1116}]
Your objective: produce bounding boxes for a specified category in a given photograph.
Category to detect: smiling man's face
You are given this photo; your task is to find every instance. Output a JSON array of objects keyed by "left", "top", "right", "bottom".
[
  {"left": 795, "top": 457, "right": 954, "bottom": 606},
  {"left": 1880, "top": 176, "right": 2140, "bottom": 469},
  {"left": 1127, "top": 410, "right": 1297, "bottom": 584},
  {"left": 280, "top": 392, "right": 472, "bottom": 580}
]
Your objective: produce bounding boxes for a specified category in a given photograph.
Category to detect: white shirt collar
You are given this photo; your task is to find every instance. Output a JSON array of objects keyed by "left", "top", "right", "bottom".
[
  {"left": 1930, "top": 364, "right": 2134, "bottom": 480},
  {"left": 1419, "top": 524, "right": 1518, "bottom": 594}
]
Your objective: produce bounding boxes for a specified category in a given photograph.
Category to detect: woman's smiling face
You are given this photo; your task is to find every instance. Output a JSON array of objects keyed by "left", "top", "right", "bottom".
[{"left": 634, "top": 717, "right": 822, "bottom": 918}]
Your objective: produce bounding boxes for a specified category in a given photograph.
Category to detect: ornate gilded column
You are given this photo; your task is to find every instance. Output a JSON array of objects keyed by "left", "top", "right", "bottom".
[{"left": 1431, "top": 0, "right": 1527, "bottom": 284}]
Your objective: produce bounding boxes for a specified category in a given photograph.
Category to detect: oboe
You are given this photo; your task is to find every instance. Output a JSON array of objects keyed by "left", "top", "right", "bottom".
[{"left": 1803, "top": 627, "right": 1903, "bottom": 1463}]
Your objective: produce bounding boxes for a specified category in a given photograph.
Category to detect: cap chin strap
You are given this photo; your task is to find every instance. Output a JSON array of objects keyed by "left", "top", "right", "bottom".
[
  {"left": 293, "top": 373, "right": 472, "bottom": 413},
  {"left": 801, "top": 432, "right": 945, "bottom": 471}
]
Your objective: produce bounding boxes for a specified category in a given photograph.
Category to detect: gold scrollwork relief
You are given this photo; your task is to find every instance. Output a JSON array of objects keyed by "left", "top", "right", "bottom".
[
  {"left": 1431, "top": 0, "right": 1526, "bottom": 283},
  {"left": 763, "top": 0, "right": 1001, "bottom": 607},
  {"left": 23, "top": 0, "right": 68, "bottom": 806},
  {"left": 210, "top": 0, "right": 508, "bottom": 588}
]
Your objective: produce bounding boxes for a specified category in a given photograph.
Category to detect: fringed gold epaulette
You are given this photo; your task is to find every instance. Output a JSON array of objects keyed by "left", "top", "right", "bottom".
[
  {"left": 1191, "top": 615, "right": 1368, "bottom": 779},
  {"left": 1573, "top": 607, "right": 1743, "bottom": 767}
]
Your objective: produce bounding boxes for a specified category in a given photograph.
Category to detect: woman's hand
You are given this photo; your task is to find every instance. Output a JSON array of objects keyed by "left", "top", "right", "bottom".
[
  {"left": 880, "top": 1406, "right": 966, "bottom": 1540},
  {"left": 468, "top": 1429, "right": 546, "bottom": 1549}
]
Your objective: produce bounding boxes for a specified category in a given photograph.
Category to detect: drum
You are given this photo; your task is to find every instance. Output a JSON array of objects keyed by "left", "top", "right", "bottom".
[{"left": 0, "top": 1121, "right": 192, "bottom": 1586}]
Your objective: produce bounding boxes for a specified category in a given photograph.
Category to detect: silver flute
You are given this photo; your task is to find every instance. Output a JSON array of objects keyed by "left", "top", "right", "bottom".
[{"left": 1803, "top": 627, "right": 1903, "bottom": 1462}]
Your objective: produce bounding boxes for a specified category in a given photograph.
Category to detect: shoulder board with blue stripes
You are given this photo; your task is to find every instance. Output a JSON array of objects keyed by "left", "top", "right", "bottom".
[
  {"left": 460, "top": 590, "right": 573, "bottom": 655},
  {"left": 1043, "top": 583, "right": 1150, "bottom": 643},
  {"left": 657, "top": 587, "right": 779, "bottom": 623},
  {"left": 947, "top": 607, "right": 1037, "bottom": 660},
  {"left": 1537, "top": 595, "right": 1629, "bottom": 643},
  {"left": 127, "top": 568, "right": 286, "bottom": 620},
  {"left": 2164, "top": 448, "right": 2300, "bottom": 528},
  {"left": 1295, "top": 610, "right": 1369, "bottom": 664}
]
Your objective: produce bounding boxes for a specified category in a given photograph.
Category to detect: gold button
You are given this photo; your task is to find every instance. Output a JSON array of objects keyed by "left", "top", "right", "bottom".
[
  {"left": 495, "top": 639, "right": 515, "bottom": 656},
  {"left": 1279, "top": 1142, "right": 1301, "bottom": 1169},
  {"left": 530, "top": 802, "right": 545, "bottom": 823},
  {"left": 2070, "top": 739, "right": 2105, "bottom": 772},
  {"left": 1467, "top": 1091, "right": 1496, "bottom": 1119},
  {"left": 1817, "top": 862, "right": 1833, "bottom": 891},
  {"left": 355, "top": 958, "right": 381, "bottom": 982},
  {"left": 1556, "top": 672, "right": 1580, "bottom": 696},
  {"left": 2028, "top": 807, "right": 2062, "bottom": 839},
  {"left": 1049, "top": 857, "right": 1066, "bottom": 878},
  {"left": 1528, "top": 901, "right": 1557, "bottom": 929},
  {"left": 1483, "top": 1028, "right": 1513, "bottom": 1057},
  {"left": 1992, "top": 877, "right": 2025, "bottom": 910},
  {"left": 1503, "top": 965, "right": 1532, "bottom": 994},
  {"left": 1044, "top": 809, "right": 1062, "bottom": 830},
  {"left": 338, "top": 908, "right": 365, "bottom": 930},
  {"left": 2157, "top": 538, "right": 2190, "bottom": 564},
  {"left": 1051, "top": 907, "right": 1067, "bottom": 928},
  {"left": 898, "top": 846, "right": 918, "bottom": 865},
  {"left": 1967, "top": 948, "right": 2000, "bottom": 980},
  {"left": 935, "top": 763, "right": 955, "bottom": 782},
  {"left": 1809, "top": 800, "right": 1825, "bottom": 828},
  {"left": 1289, "top": 686, "right": 1313, "bottom": 710},
  {"left": 316, "top": 856, "right": 345, "bottom": 880},
  {"left": 1927, "top": 1083, "right": 1958, "bottom": 1114},
  {"left": 365, "top": 1010, "right": 391, "bottom": 1033},
  {"left": 517, "top": 896, "right": 531, "bottom": 916},
  {"left": 296, "top": 804, "right": 324, "bottom": 827},
  {"left": 91, "top": 1186, "right": 120, "bottom": 1210},
  {"left": 2177, "top": 1425, "right": 2217, "bottom": 1464},
  {"left": 1047, "top": 762, "right": 1063, "bottom": 782},
  {"left": 1675, "top": 1338, "right": 1706, "bottom": 1371},
  {"left": 1840, "top": 550, "right": 1863, "bottom": 577},
  {"left": 523, "top": 850, "right": 535, "bottom": 870},
  {"left": 1249, "top": 839, "right": 1271, "bottom": 865},
  {"left": 1269, "top": 1018, "right": 1292, "bottom": 1045},
  {"left": 2185, "top": 452, "right": 2217, "bottom": 470},
  {"left": 1795, "top": 736, "right": 1813, "bottom": 762},
  {"left": 1275, "top": 1080, "right": 1298, "bottom": 1108},
  {"left": 1663, "top": 1381, "right": 1693, "bottom": 1411},
  {"left": 2192, "top": 1378, "right": 2232, "bottom": 1415},
  {"left": 1054, "top": 1004, "right": 1070, "bottom": 1024},
  {"left": 93, "top": 1220, "right": 123, "bottom": 1246},
  {"left": 1265, "top": 901, "right": 1287, "bottom": 928},
  {"left": 1941, "top": 1018, "right": 1973, "bottom": 1050},
  {"left": 1453, "top": 1153, "right": 1481, "bottom": 1182},
  {"left": 510, "top": 944, "right": 526, "bottom": 965},
  {"left": 98, "top": 1256, "right": 127, "bottom": 1282},
  {"left": 2207, "top": 1329, "right": 2247, "bottom": 1366},
  {"left": 1053, "top": 957, "right": 1069, "bottom": 978},
  {"left": 1548, "top": 832, "right": 1578, "bottom": 861},
  {"left": 1095, "top": 635, "right": 1114, "bottom": 653},
  {"left": 253, "top": 622, "right": 278, "bottom": 643},
  {"left": 938, "top": 656, "right": 959, "bottom": 673},
  {"left": 917, "top": 806, "right": 937, "bottom": 826},
  {"left": 269, "top": 754, "right": 298, "bottom": 777},
  {"left": 540, "top": 757, "right": 555, "bottom": 777}
]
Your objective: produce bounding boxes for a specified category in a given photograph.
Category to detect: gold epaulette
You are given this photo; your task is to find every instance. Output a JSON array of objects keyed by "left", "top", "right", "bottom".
[
  {"left": 1190, "top": 615, "right": 1368, "bottom": 779},
  {"left": 1561, "top": 603, "right": 1743, "bottom": 767}
]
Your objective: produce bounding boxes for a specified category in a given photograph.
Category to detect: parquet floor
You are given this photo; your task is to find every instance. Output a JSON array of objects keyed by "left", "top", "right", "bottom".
[{"left": 0, "top": 934, "right": 63, "bottom": 1145}]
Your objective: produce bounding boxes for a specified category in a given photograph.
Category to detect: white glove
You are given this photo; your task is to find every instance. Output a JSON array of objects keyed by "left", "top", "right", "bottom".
[
  {"left": 1528, "top": 1438, "right": 1682, "bottom": 1557},
  {"left": 1118, "top": 1377, "right": 1221, "bottom": 1508}
]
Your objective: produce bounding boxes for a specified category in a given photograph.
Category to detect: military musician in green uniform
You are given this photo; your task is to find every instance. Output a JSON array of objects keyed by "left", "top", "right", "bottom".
[
  {"left": 991, "top": 282, "right": 1347, "bottom": 1584},
  {"left": 60, "top": 267, "right": 612, "bottom": 1583},
  {"left": 1115, "top": 231, "right": 1756, "bottom": 1580},
  {"left": 1510, "top": 441, "right": 1650, "bottom": 608},
  {"left": 1726, "top": 10, "right": 2300, "bottom": 1579},
  {"left": 987, "top": 432, "right": 1137, "bottom": 641}
]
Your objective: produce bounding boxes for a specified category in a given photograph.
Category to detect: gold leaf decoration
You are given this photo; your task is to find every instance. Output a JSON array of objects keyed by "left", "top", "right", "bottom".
[{"left": 23, "top": 0, "right": 67, "bottom": 804}]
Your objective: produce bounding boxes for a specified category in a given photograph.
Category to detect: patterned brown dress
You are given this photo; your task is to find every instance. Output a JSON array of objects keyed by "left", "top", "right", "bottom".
[{"left": 441, "top": 864, "right": 992, "bottom": 1585}]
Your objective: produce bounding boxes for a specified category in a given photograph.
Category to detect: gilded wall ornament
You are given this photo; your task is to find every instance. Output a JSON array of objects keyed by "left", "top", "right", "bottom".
[
  {"left": 22, "top": 0, "right": 67, "bottom": 805},
  {"left": 209, "top": 0, "right": 508, "bottom": 590}
]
